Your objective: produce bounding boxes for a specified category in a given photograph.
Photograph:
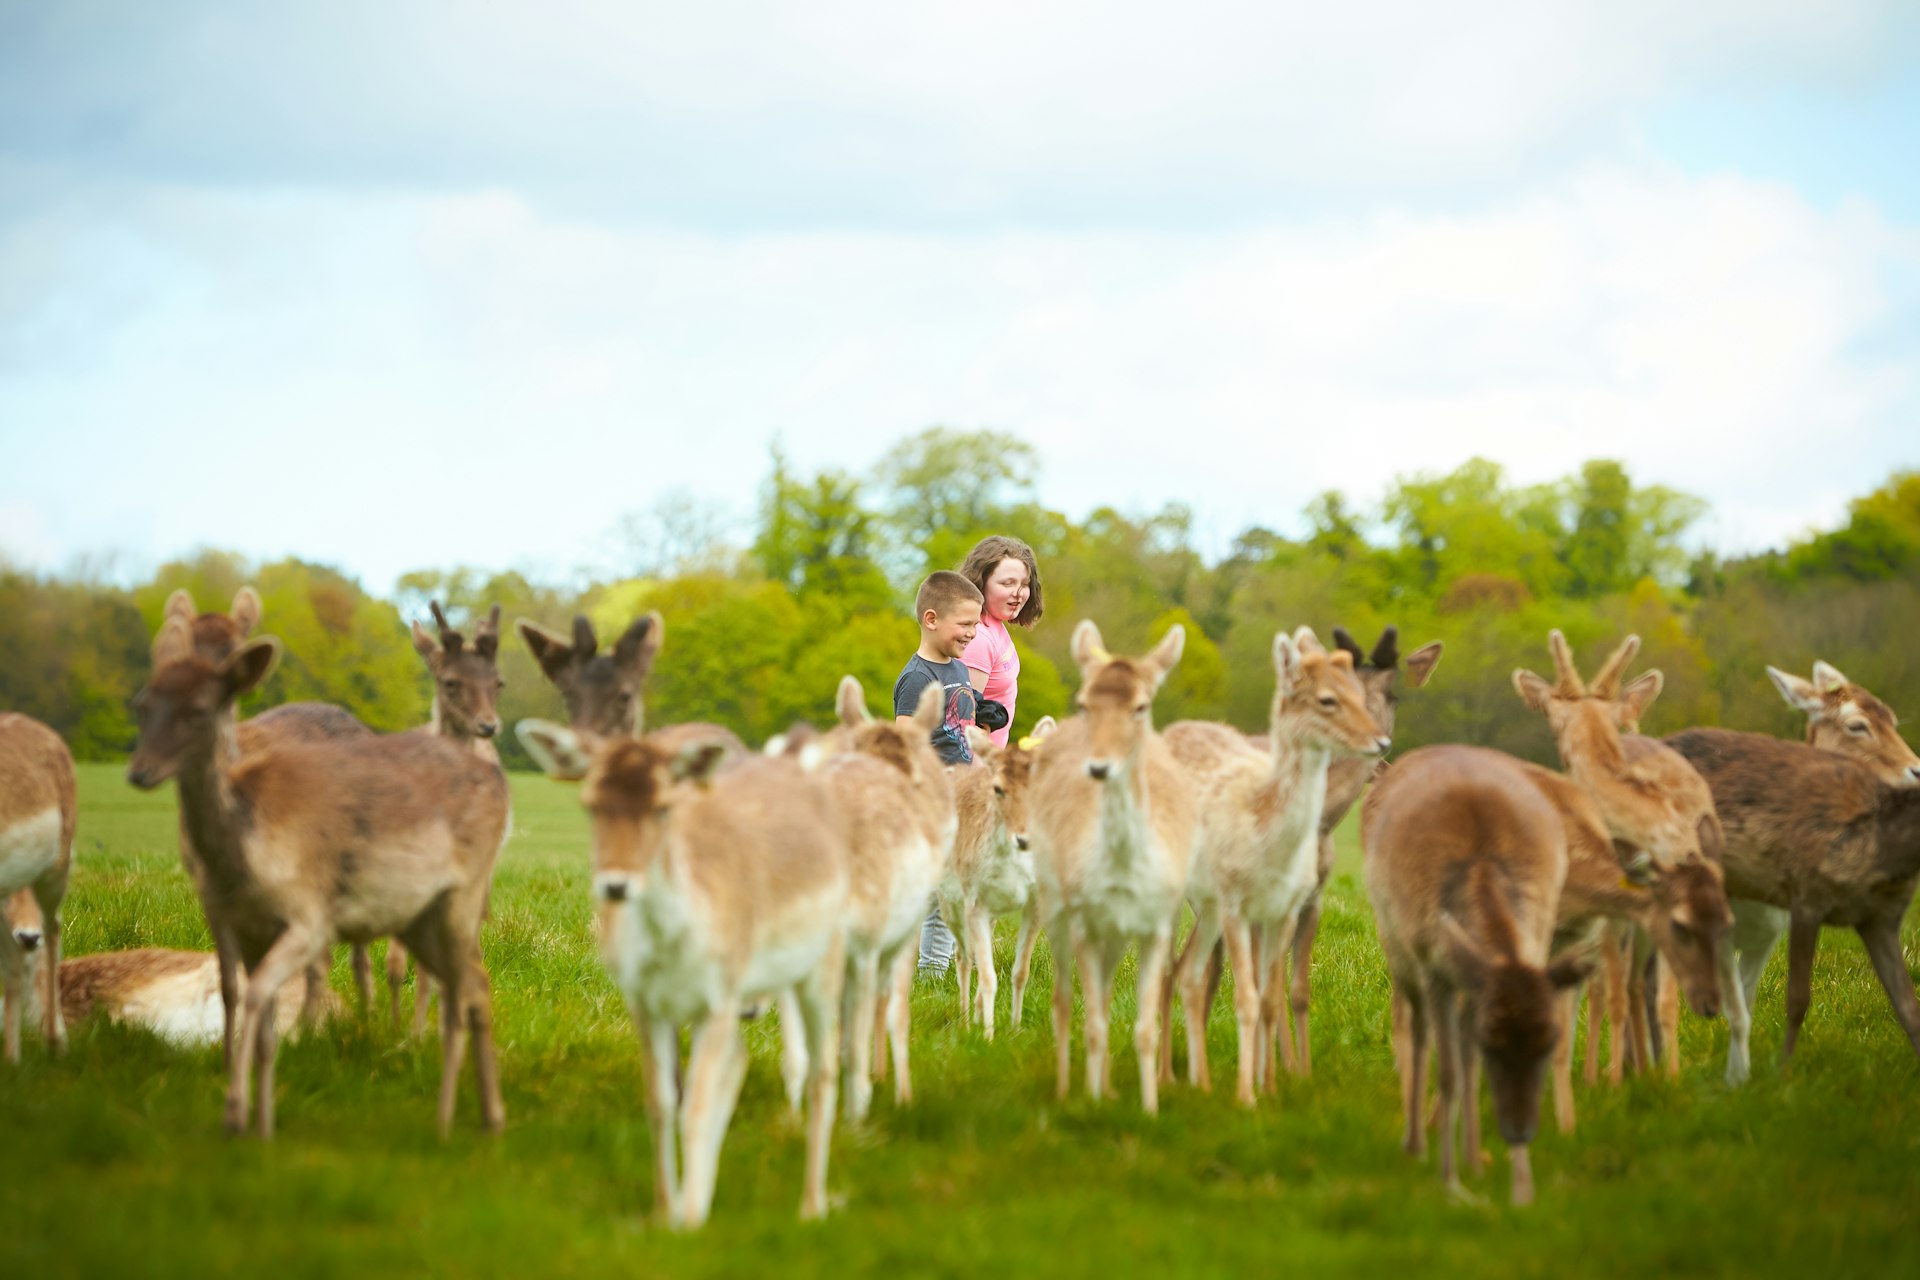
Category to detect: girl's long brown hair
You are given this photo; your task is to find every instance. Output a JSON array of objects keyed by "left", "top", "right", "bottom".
[{"left": 958, "top": 535, "right": 1044, "bottom": 628}]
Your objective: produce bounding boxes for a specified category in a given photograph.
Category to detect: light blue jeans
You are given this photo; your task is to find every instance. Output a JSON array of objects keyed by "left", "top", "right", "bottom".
[{"left": 918, "top": 901, "right": 956, "bottom": 977}]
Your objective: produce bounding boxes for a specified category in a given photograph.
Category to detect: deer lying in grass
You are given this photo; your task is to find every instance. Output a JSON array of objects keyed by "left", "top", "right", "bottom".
[
  {"left": 938, "top": 717, "right": 1054, "bottom": 1039},
  {"left": 161, "top": 588, "right": 371, "bottom": 1044},
  {"left": 0, "top": 713, "right": 74, "bottom": 1063},
  {"left": 1515, "top": 631, "right": 1725, "bottom": 1078},
  {"left": 1660, "top": 723, "right": 1920, "bottom": 1081},
  {"left": 1, "top": 943, "right": 338, "bottom": 1048},
  {"left": 1364, "top": 744, "right": 1594, "bottom": 1205},
  {"left": 379, "top": 602, "right": 506, "bottom": 1037},
  {"left": 519, "top": 723, "right": 851, "bottom": 1227},
  {"left": 1030, "top": 621, "right": 1197, "bottom": 1113},
  {"left": 517, "top": 612, "right": 744, "bottom": 772},
  {"left": 1162, "top": 627, "right": 1389, "bottom": 1105},
  {"left": 811, "top": 677, "right": 955, "bottom": 1120},
  {"left": 127, "top": 619, "right": 510, "bottom": 1138}
]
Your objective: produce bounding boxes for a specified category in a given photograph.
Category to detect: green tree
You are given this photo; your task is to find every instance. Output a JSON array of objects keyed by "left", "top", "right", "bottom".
[{"left": 751, "top": 446, "right": 895, "bottom": 610}]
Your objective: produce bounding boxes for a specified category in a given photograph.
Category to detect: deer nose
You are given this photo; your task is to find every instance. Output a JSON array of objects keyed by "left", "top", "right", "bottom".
[
  {"left": 1908, "top": 764, "right": 1920, "bottom": 785},
  {"left": 1374, "top": 735, "right": 1393, "bottom": 755},
  {"left": 476, "top": 721, "right": 499, "bottom": 739},
  {"left": 597, "top": 874, "right": 631, "bottom": 903},
  {"left": 126, "top": 763, "right": 154, "bottom": 789},
  {"left": 1014, "top": 834, "right": 1029, "bottom": 851},
  {"left": 15, "top": 929, "right": 42, "bottom": 952},
  {"left": 1086, "top": 761, "right": 1110, "bottom": 781}
]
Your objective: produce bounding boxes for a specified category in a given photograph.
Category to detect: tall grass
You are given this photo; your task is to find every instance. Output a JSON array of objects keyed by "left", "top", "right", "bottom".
[{"left": 4, "top": 763, "right": 1917, "bottom": 1278}]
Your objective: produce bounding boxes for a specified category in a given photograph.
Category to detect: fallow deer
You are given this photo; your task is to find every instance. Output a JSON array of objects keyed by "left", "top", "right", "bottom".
[
  {"left": 1660, "top": 726, "right": 1920, "bottom": 1081},
  {"left": 127, "top": 619, "right": 510, "bottom": 1138},
  {"left": 1029, "top": 621, "right": 1197, "bottom": 1113},
  {"left": 1, "top": 944, "right": 338, "bottom": 1048},
  {"left": 516, "top": 612, "right": 744, "bottom": 773},
  {"left": 1162, "top": 627, "right": 1390, "bottom": 1105},
  {"left": 518, "top": 723, "right": 851, "bottom": 1227},
  {"left": 379, "top": 601, "right": 507, "bottom": 1036},
  {"left": 938, "top": 717, "right": 1055, "bottom": 1039},
  {"left": 0, "top": 713, "right": 74, "bottom": 1062},
  {"left": 1364, "top": 744, "right": 1594, "bottom": 1205}
]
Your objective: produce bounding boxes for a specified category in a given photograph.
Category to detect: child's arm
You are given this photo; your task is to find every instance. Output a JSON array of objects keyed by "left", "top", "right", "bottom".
[{"left": 894, "top": 665, "right": 934, "bottom": 728}]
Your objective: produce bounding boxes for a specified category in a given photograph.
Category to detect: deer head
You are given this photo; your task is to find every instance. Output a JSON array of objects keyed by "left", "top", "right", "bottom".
[
  {"left": 1070, "top": 620, "right": 1184, "bottom": 782},
  {"left": 1329, "top": 625, "right": 1443, "bottom": 742},
  {"left": 1274, "top": 627, "right": 1392, "bottom": 759},
  {"left": 517, "top": 611, "right": 663, "bottom": 741},
  {"left": 412, "top": 601, "right": 505, "bottom": 741},
  {"left": 1768, "top": 660, "right": 1920, "bottom": 787},
  {"left": 128, "top": 618, "right": 281, "bottom": 789}
]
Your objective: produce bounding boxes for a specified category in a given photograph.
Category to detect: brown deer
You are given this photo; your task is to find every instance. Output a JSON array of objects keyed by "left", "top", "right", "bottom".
[
  {"left": 0, "top": 713, "right": 75, "bottom": 1062},
  {"left": 938, "top": 717, "right": 1055, "bottom": 1040},
  {"left": 516, "top": 612, "right": 744, "bottom": 773},
  {"left": 379, "top": 601, "right": 507, "bottom": 1036},
  {"left": 1029, "top": 620, "right": 1197, "bottom": 1113},
  {"left": 1162, "top": 627, "right": 1390, "bottom": 1105},
  {"left": 1, "top": 945, "right": 338, "bottom": 1047},
  {"left": 127, "top": 618, "right": 510, "bottom": 1138},
  {"left": 1660, "top": 725, "right": 1920, "bottom": 1080},
  {"left": 520, "top": 723, "right": 851, "bottom": 1227},
  {"left": 1364, "top": 744, "right": 1595, "bottom": 1205}
]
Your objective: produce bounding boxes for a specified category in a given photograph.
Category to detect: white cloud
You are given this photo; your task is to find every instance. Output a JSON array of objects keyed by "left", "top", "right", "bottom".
[{"left": 1, "top": 160, "right": 1912, "bottom": 589}]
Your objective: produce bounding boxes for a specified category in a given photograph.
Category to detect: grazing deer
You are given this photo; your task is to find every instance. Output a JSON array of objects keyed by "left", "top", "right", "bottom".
[
  {"left": 938, "top": 717, "right": 1055, "bottom": 1039},
  {"left": 160, "top": 588, "right": 371, "bottom": 1046},
  {"left": 1516, "top": 762, "right": 1729, "bottom": 1131},
  {"left": 0, "top": 713, "right": 74, "bottom": 1062},
  {"left": 516, "top": 612, "right": 744, "bottom": 774},
  {"left": 127, "top": 618, "right": 510, "bottom": 1138},
  {"left": 379, "top": 601, "right": 507, "bottom": 1036},
  {"left": 1364, "top": 744, "right": 1594, "bottom": 1205},
  {"left": 1029, "top": 621, "right": 1197, "bottom": 1113},
  {"left": 1162, "top": 627, "right": 1390, "bottom": 1105},
  {"left": 1660, "top": 725, "right": 1920, "bottom": 1081},
  {"left": 518, "top": 723, "right": 851, "bottom": 1227},
  {"left": 795, "top": 677, "right": 955, "bottom": 1120},
  {"left": 1, "top": 946, "right": 338, "bottom": 1048}
]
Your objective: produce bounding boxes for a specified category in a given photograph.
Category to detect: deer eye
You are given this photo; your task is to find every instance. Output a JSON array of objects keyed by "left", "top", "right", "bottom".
[
  {"left": 496, "top": 678, "right": 506, "bottom": 690},
  {"left": 1317, "top": 695, "right": 1338, "bottom": 709},
  {"left": 1847, "top": 721, "right": 1869, "bottom": 735},
  {"left": 993, "top": 784, "right": 1007, "bottom": 797}
]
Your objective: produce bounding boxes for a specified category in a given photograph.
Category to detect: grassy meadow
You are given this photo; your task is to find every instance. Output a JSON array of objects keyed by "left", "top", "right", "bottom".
[{"left": 4, "top": 762, "right": 1918, "bottom": 1279}]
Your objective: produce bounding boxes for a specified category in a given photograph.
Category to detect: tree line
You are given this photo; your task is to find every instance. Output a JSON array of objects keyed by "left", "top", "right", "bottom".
[{"left": 4, "top": 429, "right": 1915, "bottom": 771}]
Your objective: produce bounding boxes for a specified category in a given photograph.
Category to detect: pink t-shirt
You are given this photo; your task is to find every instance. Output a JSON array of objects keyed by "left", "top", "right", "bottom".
[{"left": 961, "top": 615, "right": 1021, "bottom": 748}]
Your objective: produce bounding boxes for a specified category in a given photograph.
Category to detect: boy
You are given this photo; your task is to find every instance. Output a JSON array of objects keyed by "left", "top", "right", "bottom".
[{"left": 894, "top": 570, "right": 982, "bottom": 977}]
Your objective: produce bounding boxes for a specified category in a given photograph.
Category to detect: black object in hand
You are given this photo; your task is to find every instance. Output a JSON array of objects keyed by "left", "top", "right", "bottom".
[{"left": 975, "top": 698, "right": 1009, "bottom": 732}]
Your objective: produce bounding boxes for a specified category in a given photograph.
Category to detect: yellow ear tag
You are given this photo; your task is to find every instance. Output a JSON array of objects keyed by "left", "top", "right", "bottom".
[
  {"left": 1619, "top": 876, "right": 1649, "bottom": 893},
  {"left": 1017, "top": 735, "right": 1041, "bottom": 751}
]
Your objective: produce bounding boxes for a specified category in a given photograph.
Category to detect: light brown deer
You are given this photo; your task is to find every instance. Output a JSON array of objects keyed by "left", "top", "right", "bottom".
[
  {"left": 1, "top": 945, "right": 338, "bottom": 1048},
  {"left": 1162, "top": 627, "right": 1390, "bottom": 1105},
  {"left": 1029, "top": 620, "right": 1197, "bottom": 1113},
  {"left": 380, "top": 601, "right": 507, "bottom": 1036},
  {"left": 127, "top": 618, "right": 510, "bottom": 1138},
  {"left": 938, "top": 717, "right": 1055, "bottom": 1040},
  {"left": 520, "top": 724, "right": 851, "bottom": 1227},
  {"left": 516, "top": 612, "right": 744, "bottom": 772},
  {"left": 1364, "top": 744, "right": 1594, "bottom": 1205},
  {"left": 1661, "top": 725, "right": 1920, "bottom": 1081},
  {"left": 0, "top": 713, "right": 74, "bottom": 1062}
]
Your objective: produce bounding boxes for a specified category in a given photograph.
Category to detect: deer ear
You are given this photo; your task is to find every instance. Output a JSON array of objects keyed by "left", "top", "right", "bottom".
[
  {"left": 913, "top": 682, "right": 944, "bottom": 736},
  {"left": 964, "top": 725, "right": 994, "bottom": 757},
  {"left": 1071, "top": 620, "right": 1109, "bottom": 673},
  {"left": 836, "top": 675, "right": 870, "bottom": 727},
  {"left": 1810, "top": 660, "right": 1850, "bottom": 695},
  {"left": 411, "top": 620, "right": 439, "bottom": 660},
  {"left": 223, "top": 637, "right": 281, "bottom": 700},
  {"left": 1148, "top": 624, "right": 1186, "bottom": 681},
  {"left": 517, "top": 619, "right": 576, "bottom": 682},
  {"left": 153, "top": 616, "right": 194, "bottom": 667},
  {"left": 1403, "top": 641, "right": 1443, "bottom": 689},
  {"left": 516, "top": 718, "right": 592, "bottom": 781},
  {"left": 1439, "top": 914, "right": 1490, "bottom": 988},
  {"left": 1272, "top": 630, "right": 1303, "bottom": 695},
  {"left": 1512, "top": 668, "right": 1554, "bottom": 714},
  {"left": 1619, "top": 669, "right": 1664, "bottom": 726},
  {"left": 1766, "top": 666, "right": 1822, "bottom": 713},
  {"left": 231, "top": 587, "right": 262, "bottom": 636},
  {"left": 474, "top": 605, "right": 502, "bottom": 659},
  {"left": 1027, "top": 715, "right": 1057, "bottom": 743},
  {"left": 613, "top": 612, "right": 663, "bottom": 679},
  {"left": 1547, "top": 938, "right": 1601, "bottom": 990},
  {"left": 670, "top": 740, "right": 732, "bottom": 786},
  {"left": 164, "top": 589, "right": 196, "bottom": 626},
  {"left": 1292, "top": 626, "right": 1325, "bottom": 658}
]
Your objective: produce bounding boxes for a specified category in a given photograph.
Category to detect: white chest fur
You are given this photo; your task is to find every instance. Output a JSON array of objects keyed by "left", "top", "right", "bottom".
[{"left": 0, "top": 808, "right": 61, "bottom": 894}]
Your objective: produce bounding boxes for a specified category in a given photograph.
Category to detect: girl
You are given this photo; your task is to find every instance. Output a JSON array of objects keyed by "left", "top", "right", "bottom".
[{"left": 957, "top": 535, "right": 1044, "bottom": 748}]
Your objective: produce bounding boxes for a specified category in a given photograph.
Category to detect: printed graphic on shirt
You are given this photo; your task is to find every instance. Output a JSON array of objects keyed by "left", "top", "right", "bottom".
[{"left": 894, "top": 655, "right": 978, "bottom": 766}]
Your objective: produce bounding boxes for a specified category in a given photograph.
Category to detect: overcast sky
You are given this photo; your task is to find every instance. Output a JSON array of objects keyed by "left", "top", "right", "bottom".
[{"left": 3, "top": 2, "right": 1917, "bottom": 593}]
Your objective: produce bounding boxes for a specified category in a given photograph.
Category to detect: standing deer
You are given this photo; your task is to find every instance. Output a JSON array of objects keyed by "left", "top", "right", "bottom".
[
  {"left": 127, "top": 618, "right": 510, "bottom": 1138},
  {"left": 1364, "top": 744, "right": 1594, "bottom": 1205},
  {"left": 1, "top": 713, "right": 74, "bottom": 1062},
  {"left": 516, "top": 612, "right": 744, "bottom": 772},
  {"left": 1029, "top": 620, "right": 1197, "bottom": 1113},
  {"left": 939, "top": 718, "right": 1055, "bottom": 1039},
  {"left": 379, "top": 601, "right": 506, "bottom": 1036},
  {"left": 519, "top": 723, "right": 851, "bottom": 1227},
  {"left": 1162, "top": 627, "right": 1390, "bottom": 1105}
]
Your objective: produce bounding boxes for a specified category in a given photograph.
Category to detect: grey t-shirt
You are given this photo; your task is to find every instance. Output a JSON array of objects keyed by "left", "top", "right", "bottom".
[{"left": 893, "top": 654, "right": 978, "bottom": 766}]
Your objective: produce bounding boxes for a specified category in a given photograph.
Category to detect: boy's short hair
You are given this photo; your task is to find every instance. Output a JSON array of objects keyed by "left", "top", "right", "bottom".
[{"left": 915, "top": 570, "right": 983, "bottom": 620}]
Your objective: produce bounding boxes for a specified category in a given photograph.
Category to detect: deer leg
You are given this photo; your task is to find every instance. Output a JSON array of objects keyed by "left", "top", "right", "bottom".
[
  {"left": 350, "top": 943, "right": 374, "bottom": 1019},
  {"left": 385, "top": 940, "right": 408, "bottom": 1032},
  {"left": 1733, "top": 900, "right": 1787, "bottom": 1011},
  {"left": 1431, "top": 983, "right": 1462, "bottom": 1193},
  {"left": 1604, "top": 927, "right": 1630, "bottom": 1084},
  {"left": 797, "top": 933, "right": 845, "bottom": 1222},
  {"left": 1781, "top": 917, "right": 1821, "bottom": 1063},
  {"left": 1077, "top": 936, "right": 1113, "bottom": 1104},
  {"left": 413, "top": 973, "right": 434, "bottom": 1040},
  {"left": 1552, "top": 986, "right": 1577, "bottom": 1134},
  {"left": 1625, "top": 952, "right": 1653, "bottom": 1076},
  {"left": 35, "top": 884, "right": 66, "bottom": 1054},
  {"left": 214, "top": 925, "right": 241, "bottom": 1070},
  {"left": 1857, "top": 917, "right": 1920, "bottom": 1064},
  {"left": 0, "top": 926, "right": 23, "bottom": 1064},
  {"left": 1049, "top": 916, "right": 1076, "bottom": 1099},
  {"left": 227, "top": 925, "right": 320, "bottom": 1138},
  {"left": 776, "top": 990, "right": 809, "bottom": 1114},
  {"left": 1262, "top": 913, "right": 1303, "bottom": 1086},
  {"left": 1583, "top": 974, "right": 1603, "bottom": 1086},
  {"left": 841, "top": 948, "right": 880, "bottom": 1122},
  {"left": 1133, "top": 920, "right": 1174, "bottom": 1115},
  {"left": 1177, "top": 907, "right": 1223, "bottom": 1091},
  {"left": 435, "top": 965, "right": 471, "bottom": 1141},
  {"left": 1010, "top": 901, "right": 1040, "bottom": 1031},
  {"left": 1220, "top": 914, "right": 1262, "bottom": 1107},
  {"left": 463, "top": 955, "right": 504, "bottom": 1133},
  {"left": 639, "top": 1011, "right": 682, "bottom": 1221},
  {"left": 1290, "top": 889, "right": 1322, "bottom": 1076},
  {"left": 949, "top": 902, "right": 973, "bottom": 1031},
  {"left": 1392, "top": 982, "right": 1428, "bottom": 1157},
  {"left": 884, "top": 944, "right": 914, "bottom": 1107},
  {"left": 677, "top": 1011, "right": 745, "bottom": 1229},
  {"left": 1716, "top": 930, "right": 1752, "bottom": 1086},
  {"left": 1460, "top": 1004, "right": 1483, "bottom": 1176},
  {"left": 253, "top": 992, "right": 280, "bottom": 1139},
  {"left": 1655, "top": 952, "right": 1681, "bottom": 1078},
  {"left": 967, "top": 907, "right": 999, "bottom": 1040}
]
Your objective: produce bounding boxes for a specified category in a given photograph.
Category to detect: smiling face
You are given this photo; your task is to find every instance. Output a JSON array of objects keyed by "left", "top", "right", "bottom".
[
  {"left": 926, "top": 598, "right": 982, "bottom": 661},
  {"left": 981, "top": 557, "right": 1031, "bottom": 625}
]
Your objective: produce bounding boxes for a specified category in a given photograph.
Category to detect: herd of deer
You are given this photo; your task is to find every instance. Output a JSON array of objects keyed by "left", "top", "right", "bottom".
[{"left": 3, "top": 586, "right": 1919, "bottom": 1226}]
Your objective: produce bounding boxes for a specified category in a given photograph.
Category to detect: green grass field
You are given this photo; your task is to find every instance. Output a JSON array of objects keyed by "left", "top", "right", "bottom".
[{"left": 4, "top": 762, "right": 1918, "bottom": 1279}]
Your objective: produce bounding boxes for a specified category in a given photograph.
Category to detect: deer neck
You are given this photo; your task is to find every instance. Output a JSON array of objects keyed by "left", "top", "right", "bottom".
[
  {"left": 173, "top": 713, "right": 254, "bottom": 899},
  {"left": 1265, "top": 724, "right": 1335, "bottom": 849},
  {"left": 1096, "top": 747, "right": 1153, "bottom": 866}
]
